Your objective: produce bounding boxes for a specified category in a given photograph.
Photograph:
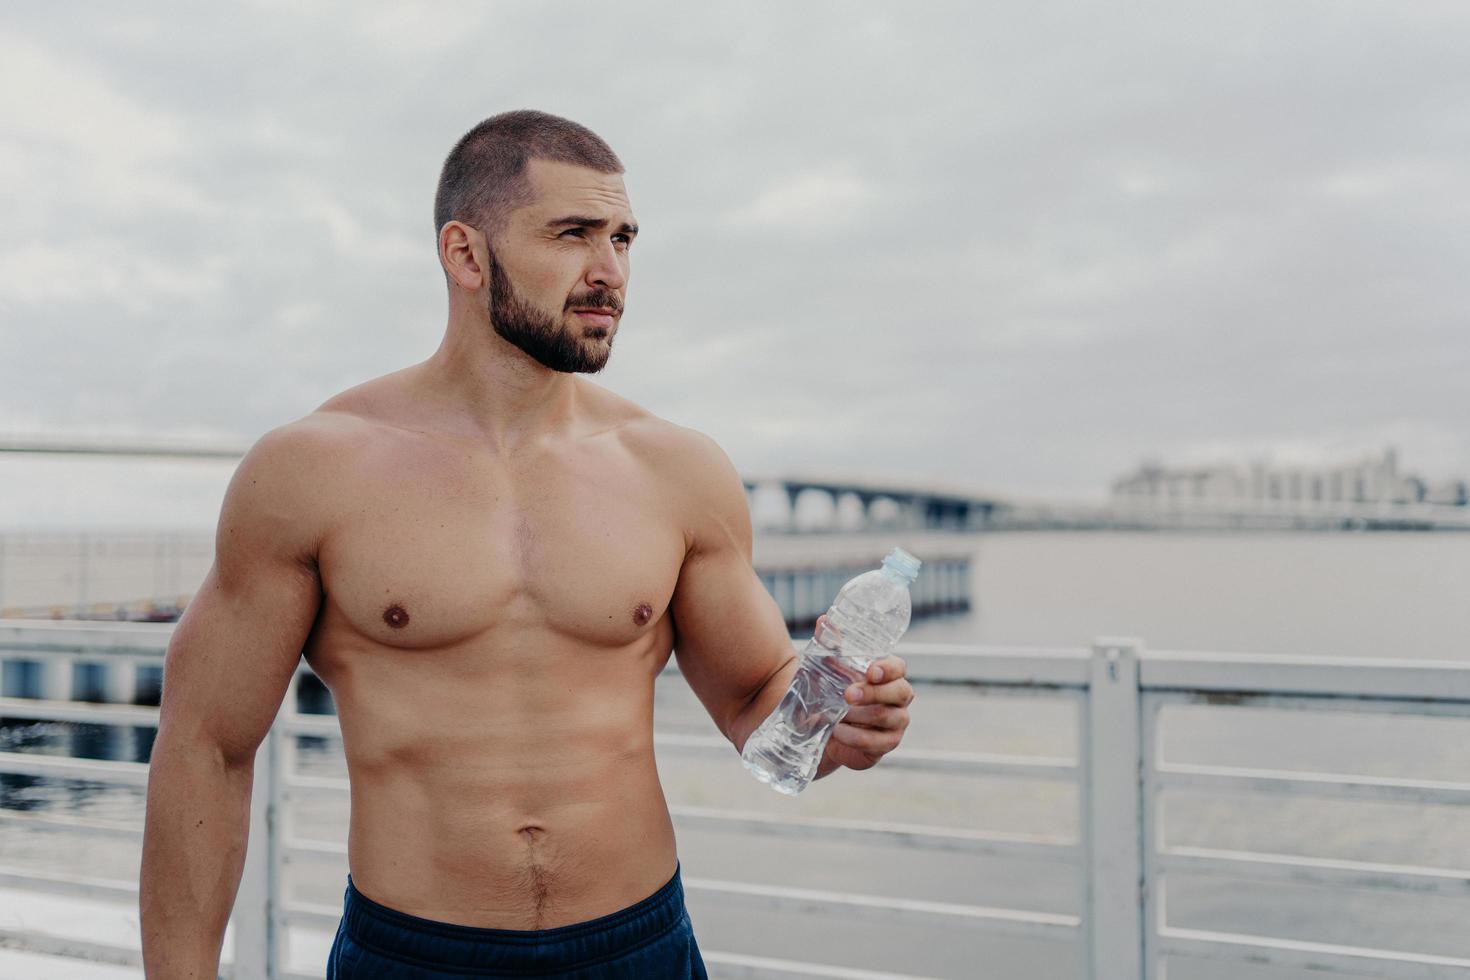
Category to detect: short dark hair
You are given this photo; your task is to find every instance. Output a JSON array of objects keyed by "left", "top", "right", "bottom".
[{"left": 433, "top": 110, "right": 623, "bottom": 238}]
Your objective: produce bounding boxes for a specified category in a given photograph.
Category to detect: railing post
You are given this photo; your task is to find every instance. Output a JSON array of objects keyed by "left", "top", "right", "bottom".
[
  {"left": 1083, "top": 638, "right": 1145, "bottom": 980},
  {"left": 235, "top": 725, "right": 278, "bottom": 978},
  {"left": 270, "top": 672, "right": 301, "bottom": 972},
  {"left": 103, "top": 655, "right": 139, "bottom": 704},
  {"left": 38, "top": 653, "right": 74, "bottom": 701}
]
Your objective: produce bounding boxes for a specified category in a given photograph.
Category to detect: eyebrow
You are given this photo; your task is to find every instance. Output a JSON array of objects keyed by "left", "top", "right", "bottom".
[{"left": 546, "top": 215, "right": 639, "bottom": 235}]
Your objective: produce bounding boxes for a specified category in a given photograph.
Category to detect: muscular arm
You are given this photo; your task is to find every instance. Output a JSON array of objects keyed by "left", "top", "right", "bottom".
[
  {"left": 139, "top": 422, "right": 332, "bottom": 978},
  {"left": 665, "top": 431, "right": 840, "bottom": 779}
]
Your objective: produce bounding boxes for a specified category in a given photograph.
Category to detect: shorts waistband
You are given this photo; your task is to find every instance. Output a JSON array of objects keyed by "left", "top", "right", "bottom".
[{"left": 340, "top": 862, "right": 687, "bottom": 973}]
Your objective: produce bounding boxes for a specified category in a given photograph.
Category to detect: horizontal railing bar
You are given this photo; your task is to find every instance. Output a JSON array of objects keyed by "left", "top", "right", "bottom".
[
  {"left": 1149, "top": 688, "right": 1470, "bottom": 719},
  {"left": 883, "top": 647, "right": 1092, "bottom": 689},
  {"left": 701, "top": 951, "right": 944, "bottom": 980},
  {"left": 1143, "top": 650, "right": 1470, "bottom": 703},
  {"left": 654, "top": 733, "right": 1077, "bottom": 780},
  {"left": 283, "top": 837, "right": 346, "bottom": 860},
  {"left": 279, "top": 713, "right": 342, "bottom": 738},
  {"left": 0, "top": 928, "right": 143, "bottom": 968},
  {"left": 284, "top": 899, "right": 349, "bottom": 930},
  {"left": 1160, "top": 845, "right": 1470, "bottom": 897},
  {"left": 281, "top": 772, "right": 349, "bottom": 796},
  {"left": 837, "top": 747, "right": 1076, "bottom": 779},
  {"left": 684, "top": 876, "right": 1079, "bottom": 940},
  {"left": 0, "top": 619, "right": 172, "bottom": 654},
  {"left": 662, "top": 645, "right": 1094, "bottom": 690},
  {"left": 0, "top": 809, "right": 142, "bottom": 842},
  {"left": 0, "top": 695, "right": 160, "bottom": 727},
  {"left": 0, "top": 865, "right": 138, "bottom": 903},
  {"left": 0, "top": 750, "right": 150, "bottom": 786},
  {"left": 1158, "top": 925, "right": 1470, "bottom": 979},
  {"left": 670, "top": 805, "right": 1078, "bottom": 861},
  {"left": 1155, "top": 761, "right": 1470, "bottom": 806}
]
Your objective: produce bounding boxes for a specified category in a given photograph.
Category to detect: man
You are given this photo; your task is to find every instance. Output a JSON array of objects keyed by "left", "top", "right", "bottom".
[{"left": 139, "top": 110, "right": 915, "bottom": 978}]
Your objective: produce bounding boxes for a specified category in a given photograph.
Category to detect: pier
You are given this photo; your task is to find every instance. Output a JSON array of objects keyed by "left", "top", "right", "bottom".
[{"left": 0, "top": 529, "right": 978, "bottom": 633}]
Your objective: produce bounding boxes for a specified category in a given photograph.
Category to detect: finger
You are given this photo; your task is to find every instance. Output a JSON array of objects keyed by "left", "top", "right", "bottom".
[
  {"left": 826, "top": 740, "right": 881, "bottom": 771},
  {"left": 865, "top": 654, "right": 908, "bottom": 684},
  {"left": 831, "top": 721, "right": 902, "bottom": 755},
  {"left": 840, "top": 703, "right": 908, "bottom": 729},
  {"left": 872, "top": 678, "right": 916, "bottom": 706},
  {"left": 845, "top": 679, "right": 913, "bottom": 706}
]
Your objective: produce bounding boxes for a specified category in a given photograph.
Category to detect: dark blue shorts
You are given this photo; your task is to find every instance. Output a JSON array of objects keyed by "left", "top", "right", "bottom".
[{"left": 326, "top": 862, "right": 708, "bottom": 978}]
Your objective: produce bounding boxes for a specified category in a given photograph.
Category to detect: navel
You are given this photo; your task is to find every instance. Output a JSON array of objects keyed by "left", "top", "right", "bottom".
[
  {"left": 632, "top": 602, "right": 653, "bottom": 626},
  {"left": 382, "top": 603, "right": 410, "bottom": 629}
]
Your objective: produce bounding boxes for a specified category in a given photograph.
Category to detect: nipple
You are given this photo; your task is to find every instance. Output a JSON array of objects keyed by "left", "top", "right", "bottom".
[
  {"left": 382, "top": 604, "right": 410, "bottom": 629},
  {"left": 632, "top": 602, "right": 652, "bottom": 626}
]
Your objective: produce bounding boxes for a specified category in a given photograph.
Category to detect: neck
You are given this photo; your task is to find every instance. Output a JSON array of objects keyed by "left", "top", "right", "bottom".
[{"left": 419, "top": 297, "right": 583, "bottom": 454}]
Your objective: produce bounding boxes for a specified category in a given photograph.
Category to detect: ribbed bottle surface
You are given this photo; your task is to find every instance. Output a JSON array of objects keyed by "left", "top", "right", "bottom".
[{"left": 741, "top": 548, "right": 920, "bottom": 795}]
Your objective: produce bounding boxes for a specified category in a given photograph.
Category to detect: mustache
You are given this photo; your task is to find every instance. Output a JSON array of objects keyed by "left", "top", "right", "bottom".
[{"left": 565, "top": 289, "right": 623, "bottom": 313}]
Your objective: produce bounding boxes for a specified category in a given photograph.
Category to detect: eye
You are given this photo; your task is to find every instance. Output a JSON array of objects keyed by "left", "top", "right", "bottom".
[
  {"left": 613, "top": 233, "right": 633, "bottom": 249},
  {"left": 559, "top": 228, "right": 584, "bottom": 238}
]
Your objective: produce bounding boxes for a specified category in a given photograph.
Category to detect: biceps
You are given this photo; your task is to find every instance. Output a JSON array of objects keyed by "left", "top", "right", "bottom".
[
  {"left": 158, "top": 557, "right": 321, "bottom": 766},
  {"left": 670, "top": 548, "right": 794, "bottom": 733}
]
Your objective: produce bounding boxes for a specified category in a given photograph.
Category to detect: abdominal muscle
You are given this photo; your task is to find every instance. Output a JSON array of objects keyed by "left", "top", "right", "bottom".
[{"left": 318, "top": 638, "right": 680, "bottom": 931}]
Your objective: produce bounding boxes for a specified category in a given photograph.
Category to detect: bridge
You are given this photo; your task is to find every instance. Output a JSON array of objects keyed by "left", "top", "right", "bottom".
[
  {"left": 742, "top": 472, "right": 1007, "bottom": 532},
  {"left": 743, "top": 473, "right": 1470, "bottom": 533},
  {"left": 6, "top": 438, "right": 1470, "bottom": 533}
]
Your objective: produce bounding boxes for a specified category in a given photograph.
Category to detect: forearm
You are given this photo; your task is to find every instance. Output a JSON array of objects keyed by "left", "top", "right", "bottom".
[
  {"left": 140, "top": 738, "right": 254, "bottom": 979},
  {"left": 729, "top": 653, "right": 799, "bottom": 755},
  {"left": 729, "top": 652, "right": 843, "bottom": 783},
  {"left": 812, "top": 742, "right": 843, "bottom": 781}
]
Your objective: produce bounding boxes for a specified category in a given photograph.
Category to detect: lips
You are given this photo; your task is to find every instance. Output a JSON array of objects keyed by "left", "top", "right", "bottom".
[{"left": 571, "top": 309, "right": 617, "bottom": 327}]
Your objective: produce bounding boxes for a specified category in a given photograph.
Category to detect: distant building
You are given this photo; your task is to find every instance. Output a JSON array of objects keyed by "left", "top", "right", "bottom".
[
  {"left": 1427, "top": 479, "right": 1469, "bottom": 506},
  {"left": 1111, "top": 447, "right": 1465, "bottom": 507}
]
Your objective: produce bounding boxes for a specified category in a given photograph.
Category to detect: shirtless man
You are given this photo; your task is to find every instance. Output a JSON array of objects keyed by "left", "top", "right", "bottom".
[{"left": 139, "top": 110, "right": 916, "bottom": 978}]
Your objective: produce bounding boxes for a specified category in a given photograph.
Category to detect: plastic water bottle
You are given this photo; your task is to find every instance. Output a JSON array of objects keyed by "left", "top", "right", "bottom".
[{"left": 741, "top": 547, "right": 922, "bottom": 795}]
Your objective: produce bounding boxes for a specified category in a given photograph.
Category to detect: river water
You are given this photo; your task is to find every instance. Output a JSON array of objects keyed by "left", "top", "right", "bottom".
[
  {"left": 905, "top": 529, "right": 1470, "bottom": 661},
  {"left": 3, "top": 529, "right": 1468, "bottom": 978}
]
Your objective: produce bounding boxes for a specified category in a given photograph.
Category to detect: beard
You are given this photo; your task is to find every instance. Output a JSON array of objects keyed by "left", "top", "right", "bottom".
[{"left": 487, "top": 252, "right": 616, "bottom": 374}]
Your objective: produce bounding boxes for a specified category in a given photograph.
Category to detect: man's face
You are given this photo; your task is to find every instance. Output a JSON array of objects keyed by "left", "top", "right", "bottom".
[{"left": 484, "top": 159, "right": 636, "bottom": 374}]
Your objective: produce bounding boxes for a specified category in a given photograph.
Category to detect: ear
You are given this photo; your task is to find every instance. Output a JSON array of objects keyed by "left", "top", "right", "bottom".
[{"left": 440, "top": 221, "right": 486, "bottom": 291}]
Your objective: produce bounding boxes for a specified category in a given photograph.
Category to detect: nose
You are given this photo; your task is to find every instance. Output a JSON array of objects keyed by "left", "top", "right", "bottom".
[{"left": 584, "top": 238, "right": 627, "bottom": 293}]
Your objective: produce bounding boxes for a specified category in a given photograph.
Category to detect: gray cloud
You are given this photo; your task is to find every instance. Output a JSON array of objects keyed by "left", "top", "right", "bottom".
[{"left": 2, "top": 0, "right": 1468, "bottom": 512}]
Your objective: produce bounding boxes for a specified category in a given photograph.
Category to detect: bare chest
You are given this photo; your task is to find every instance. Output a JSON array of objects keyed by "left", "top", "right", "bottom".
[{"left": 315, "top": 439, "right": 686, "bottom": 652}]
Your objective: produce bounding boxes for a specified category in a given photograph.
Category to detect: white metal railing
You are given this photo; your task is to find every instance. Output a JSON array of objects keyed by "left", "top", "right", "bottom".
[{"left": 1, "top": 620, "right": 1469, "bottom": 978}]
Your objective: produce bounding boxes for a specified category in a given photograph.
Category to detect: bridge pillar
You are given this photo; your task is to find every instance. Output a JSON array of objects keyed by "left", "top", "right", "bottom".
[{"left": 833, "top": 492, "right": 866, "bottom": 531}]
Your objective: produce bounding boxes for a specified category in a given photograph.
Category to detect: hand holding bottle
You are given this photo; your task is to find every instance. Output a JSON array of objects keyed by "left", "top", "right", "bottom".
[
  {"left": 813, "top": 612, "right": 916, "bottom": 773},
  {"left": 741, "top": 548, "right": 921, "bottom": 793}
]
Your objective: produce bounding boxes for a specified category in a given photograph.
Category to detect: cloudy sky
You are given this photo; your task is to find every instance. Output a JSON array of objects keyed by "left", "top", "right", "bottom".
[{"left": 2, "top": 1, "right": 1468, "bottom": 526}]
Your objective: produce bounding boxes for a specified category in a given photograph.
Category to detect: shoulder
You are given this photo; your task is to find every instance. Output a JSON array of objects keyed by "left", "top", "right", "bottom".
[
  {"left": 220, "top": 407, "right": 372, "bottom": 564},
  {"left": 581, "top": 380, "right": 729, "bottom": 466},
  {"left": 240, "top": 404, "right": 373, "bottom": 486},
  {"left": 614, "top": 411, "right": 750, "bottom": 558}
]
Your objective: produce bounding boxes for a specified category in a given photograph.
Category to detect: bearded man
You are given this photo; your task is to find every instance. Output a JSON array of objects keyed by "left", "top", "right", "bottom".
[{"left": 140, "top": 110, "right": 916, "bottom": 978}]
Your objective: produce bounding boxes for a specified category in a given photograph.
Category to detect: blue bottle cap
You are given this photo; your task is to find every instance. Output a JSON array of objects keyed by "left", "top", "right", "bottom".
[{"left": 882, "top": 547, "right": 921, "bottom": 583}]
